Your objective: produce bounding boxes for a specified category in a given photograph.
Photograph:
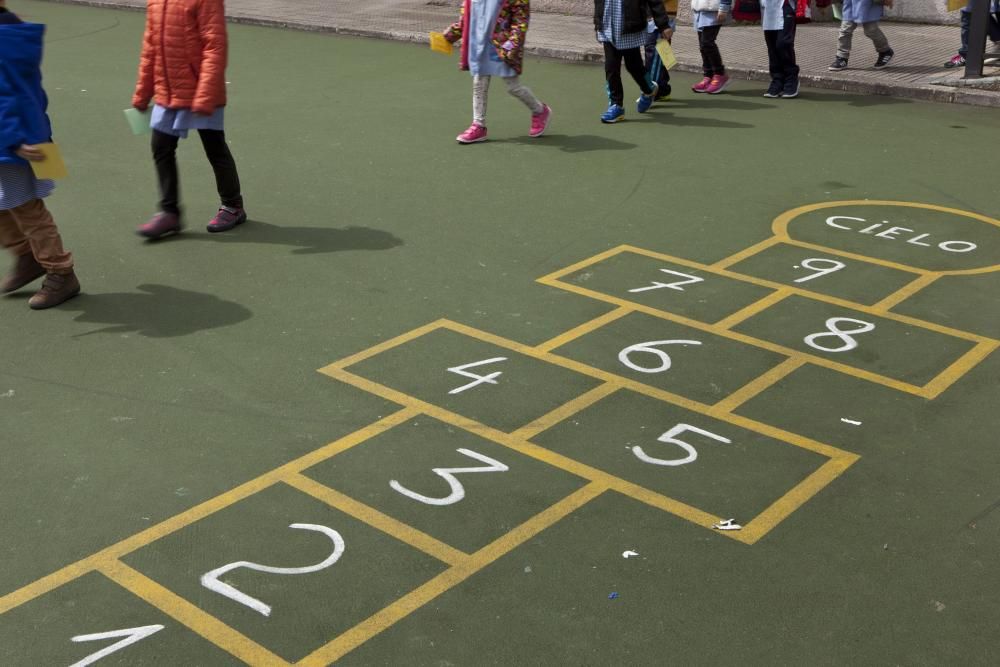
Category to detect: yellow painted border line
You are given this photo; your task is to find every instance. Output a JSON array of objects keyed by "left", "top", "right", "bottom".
[
  {"left": 99, "top": 560, "right": 290, "bottom": 666},
  {"left": 513, "top": 383, "right": 621, "bottom": 441},
  {"left": 0, "top": 408, "right": 419, "bottom": 617},
  {"left": 296, "top": 483, "right": 608, "bottom": 666},
  {"left": 535, "top": 245, "right": 633, "bottom": 285},
  {"left": 319, "top": 320, "right": 450, "bottom": 373},
  {"left": 711, "top": 358, "right": 807, "bottom": 415},
  {"left": 872, "top": 273, "right": 941, "bottom": 311},
  {"left": 714, "top": 289, "right": 793, "bottom": 331},
  {"left": 920, "top": 339, "right": 1000, "bottom": 400},
  {"left": 285, "top": 473, "right": 468, "bottom": 567},
  {"left": 711, "top": 236, "right": 786, "bottom": 270},
  {"left": 535, "top": 306, "right": 632, "bottom": 354}
]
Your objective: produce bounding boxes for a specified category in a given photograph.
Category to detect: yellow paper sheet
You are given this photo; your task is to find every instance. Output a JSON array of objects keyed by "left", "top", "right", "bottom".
[
  {"left": 29, "top": 143, "right": 68, "bottom": 180},
  {"left": 946, "top": 0, "right": 966, "bottom": 10},
  {"left": 655, "top": 40, "right": 678, "bottom": 70},
  {"left": 430, "top": 31, "right": 453, "bottom": 55}
]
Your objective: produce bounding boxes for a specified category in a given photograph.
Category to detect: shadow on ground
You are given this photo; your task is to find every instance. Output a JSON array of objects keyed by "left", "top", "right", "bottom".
[
  {"left": 65, "top": 284, "right": 252, "bottom": 338},
  {"left": 504, "top": 133, "right": 638, "bottom": 152},
  {"left": 200, "top": 220, "right": 404, "bottom": 255}
]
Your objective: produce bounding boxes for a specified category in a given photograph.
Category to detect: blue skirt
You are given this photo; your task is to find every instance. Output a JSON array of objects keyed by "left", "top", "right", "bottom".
[{"left": 0, "top": 163, "right": 54, "bottom": 211}]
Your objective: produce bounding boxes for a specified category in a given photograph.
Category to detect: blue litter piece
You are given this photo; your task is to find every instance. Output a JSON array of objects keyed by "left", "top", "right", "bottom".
[{"left": 608, "top": 592, "right": 619, "bottom": 599}]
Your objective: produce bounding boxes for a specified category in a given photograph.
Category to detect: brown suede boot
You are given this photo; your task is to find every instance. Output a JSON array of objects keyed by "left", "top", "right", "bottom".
[
  {"left": 28, "top": 270, "right": 80, "bottom": 310},
  {"left": 1, "top": 253, "right": 45, "bottom": 294}
]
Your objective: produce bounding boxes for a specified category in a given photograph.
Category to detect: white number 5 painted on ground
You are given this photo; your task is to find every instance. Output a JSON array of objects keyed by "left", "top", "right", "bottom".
[
  {"left": 69, "top": 625, "right": 165, "bottom": 667},
  {"left": 633, "top": 423, "right": 732, "bottom": 466},
  {"left": 618, "top": 340, "right": 702, "bottom": 374},
  {"left": 390, "top": 448, "right": 509, "bottom": 506},
  {"left": 201, "top": 523, "right": 345, "bottom": 617}
]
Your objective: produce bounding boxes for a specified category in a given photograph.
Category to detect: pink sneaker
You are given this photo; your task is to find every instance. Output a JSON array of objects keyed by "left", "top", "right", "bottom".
[
  {"left": 456, "top": 124, "right": 488, "bottom": 144},
  {"left": 137, "top": 212, "right": 182, "bottom": 240},
  {"left": 692, "top": 77, "right": 712, "bottom": 93},
  {"left": 529, "top": 104, "right": 552, "bottom": 138},
  {"left": 706, "top": 74, "right": 731, "bottom": 95}
]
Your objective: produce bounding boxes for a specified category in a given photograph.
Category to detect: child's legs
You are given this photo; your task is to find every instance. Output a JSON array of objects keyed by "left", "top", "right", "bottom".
[
  {"left": 0, "top": 210, "right": 31, "bottom": 258},
  {"left": 643, "top": 43, "right": 671, "bottom": 91},
  {"left": 699, "top": 26, "right": 724, "bottom": 76},
  {"left": 151, "top": 130, "right": 182, "bottom": 215},
  {"left": 862, "top": 21, "right": 890, "bottom": 53},
  {"left": 777, "top": 5, "right": 800, "bottom": 80},
  {"left": 197, "top": 130, "right": 244, "bottom": 209},
  {"left": 503, "top": 76, "right": 544, "bottom": 114},
  {"left": 960, "top": 11, "right": 971, "bottom": 55},
  {"left": 764, "top": 30, "right": 783, "bottom": 84},
  {"left": 622, "top": 47, "right": 654, "bottom": 95},
  {"left": 603, "top": 43, "right": 625, "bottom": 106},
  {"left": 472, "top": 74, "right": 491, "bottom": 125},
  {"left": 837, "top": 20, "right": 857, "bottom": 59},
  {"left": 6, "top": 199, "right": 72, "bottom": 273}
]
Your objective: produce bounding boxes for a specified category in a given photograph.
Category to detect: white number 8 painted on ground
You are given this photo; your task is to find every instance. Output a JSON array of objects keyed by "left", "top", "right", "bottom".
[{"left": 200, "top": 523, "right": 345, "bottom": 617}]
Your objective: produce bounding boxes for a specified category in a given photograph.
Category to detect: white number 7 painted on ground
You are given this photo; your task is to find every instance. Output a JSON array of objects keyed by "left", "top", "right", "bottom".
[
  {"left": 200, "top": 523, "right": 345, "bottom": 617},
  {"left": 69, "top": 624, "right": 165, "bottom": 667},
  {"left": 390, "top": 448, "right": 509, "bottom": 506},
  {"left": 632, "top": 423, "right": 732, "bottom": 466},
  {"left": 629, "top": 268, "right": 705, "bottom": 293}
]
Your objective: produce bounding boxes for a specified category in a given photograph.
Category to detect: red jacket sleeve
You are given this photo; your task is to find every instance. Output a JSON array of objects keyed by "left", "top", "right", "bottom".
[
  {"left": 132, "top": 7, "right": 155, "bottom": 109},
  {"left": 192, "top": 0, "right": 228, "bottom": 114}
]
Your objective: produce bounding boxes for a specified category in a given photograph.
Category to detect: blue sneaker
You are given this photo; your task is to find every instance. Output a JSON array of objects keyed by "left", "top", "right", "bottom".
[
  {"left": 600, "top": 104, "right": 625, "bottom": 123},
  {"left": 636, "top": 82, "right": 659, "bottom": 113}
]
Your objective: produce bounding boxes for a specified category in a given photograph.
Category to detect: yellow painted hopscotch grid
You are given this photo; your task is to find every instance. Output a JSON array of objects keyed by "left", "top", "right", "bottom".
[{"left": 537, "top": 244, "right": 999, "bottom": 400}]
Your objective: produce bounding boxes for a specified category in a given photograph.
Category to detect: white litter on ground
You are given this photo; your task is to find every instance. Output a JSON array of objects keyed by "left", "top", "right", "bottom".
[{"left": 712, "top": 519, "right": 742, "bottom": 531}]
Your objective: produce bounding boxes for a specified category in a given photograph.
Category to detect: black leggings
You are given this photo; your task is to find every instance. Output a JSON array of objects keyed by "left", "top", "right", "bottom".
[
  {"left": 604, "top": 42, "right": 652, "bottom": 106},
  {"left": 152, "top": 129, "right": 243, "bottom": 216},
  {"left": 698, "top": 25, "right": 725, "bottom": 77}
]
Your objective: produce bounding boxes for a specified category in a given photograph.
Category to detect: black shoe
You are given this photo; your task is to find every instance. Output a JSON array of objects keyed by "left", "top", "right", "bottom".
[
  {"left": 781, "top": 78, "right": 800, "bottom": 98},
  {"left": 874, "top": 49, "right": 894, "bottom": 69},
  {"left": 763, "top": 80, "right": 783, "bottom": 98},
  {"left": 828, "top": 56, "right": 848, "bottom": 71}
]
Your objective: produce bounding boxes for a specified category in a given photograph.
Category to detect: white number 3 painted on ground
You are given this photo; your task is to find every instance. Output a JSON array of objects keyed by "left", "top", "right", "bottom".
[
  {"left": 201, "top": 523, "right": 345, "bottom": 617},
  {"left": 390, "top": 448, "right": 509, "bottom": 506},
  {"left": 633, "top": 423, "right": 732, "bottom": 467},
  {"left": 69, "top": 624, "right": 165, "bottom": 667}
]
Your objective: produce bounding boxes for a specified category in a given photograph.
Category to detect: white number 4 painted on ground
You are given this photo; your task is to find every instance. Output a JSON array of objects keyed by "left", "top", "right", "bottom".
[
  {"left": 201, "top": 523, "right": 345, "bottom": 617},
  {"left": 629, "top": 268, "right": 705, "bottom": 293},
  {"left": 632, "top": 423, "right": 732, "bottom": 466},
  {"left": 390, "top": 448, "right": 509, "bottom": 506},
  {"left": 447, "top": 357, "right": 508, "bottom": 395},
  {"left": 69, "top": 624, "right": 165, "bottom": 667}
]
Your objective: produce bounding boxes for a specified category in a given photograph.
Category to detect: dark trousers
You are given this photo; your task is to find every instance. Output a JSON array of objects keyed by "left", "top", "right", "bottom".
[
  {"left": 152, "top": 129, "right": 243, "bottom": 216},
  {"left": 643, "top": 41, "right": 671, "bottom": 95},
  {"left": 604, "top": 42, "right": 652, "bottom": 106},
  {"left": 959, "top": 10, "right": 1000, "bottom": 56},
  {"left": 698, "top": 25, "right": 725, "bottom": 77},
  {"left": 763, "top": 1, "right": 799, "bottom": 86}
]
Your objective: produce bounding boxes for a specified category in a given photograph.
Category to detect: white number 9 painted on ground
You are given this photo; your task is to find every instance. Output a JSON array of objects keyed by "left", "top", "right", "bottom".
[
  {"left": 200, "top": 523, "right": 345, "bottom": 617},
  {"left": 618, "top": 340, "right": 702, "bottom": 374},
  {"left": 793, "top": 258, "right": 846, "bottom": 284}
]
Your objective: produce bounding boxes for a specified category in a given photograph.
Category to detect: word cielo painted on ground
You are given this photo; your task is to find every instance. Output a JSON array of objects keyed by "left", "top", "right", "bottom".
[{"left": 775, "top": 200, "right": 1000, "bottom": 274}]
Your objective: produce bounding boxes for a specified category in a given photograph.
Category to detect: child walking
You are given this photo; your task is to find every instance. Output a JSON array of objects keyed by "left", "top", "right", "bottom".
[
  {"left": 761, "top": 0, "right": 800, "bottom": 98},
  {"left": 828, "top": 0, "right": 895, "bottom": 72},
  {"left": 132, "top": 0, "right": 246, "bottom": 239},
  {"left": 0, "top": 2, "right": 80, "bottom": 309},
  {"left": 690, "top": 0, "right": 732, "bottom": 94},
  {"left": 945, "top": 0, "right": 1000, "bottom": 68},
  {"left": 641, "top": 0, "right": 678, "bottom": 101},
  {"left": 595, "top": 0, "right": 673, "bottom": 123},
  {"left": 443, "top": 0, "right": 551, "bottom": 144}
]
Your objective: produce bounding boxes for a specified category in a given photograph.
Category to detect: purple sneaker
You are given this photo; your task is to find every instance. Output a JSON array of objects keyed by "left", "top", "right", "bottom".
[
  {"left": 137, "top": 212, "right": 182, "bottom": 240},
  {"left": 207, "top": 206, "right": 247, "bottom": 233}
]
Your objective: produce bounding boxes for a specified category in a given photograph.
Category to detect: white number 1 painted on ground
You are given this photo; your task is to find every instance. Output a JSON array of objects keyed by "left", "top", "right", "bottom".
[
  {"left": 793, "top": 258, "right": 847, "bottom": 284},
  {"left": 201, "top": 523, "right": 345, "bottom": 617},
  {"left": 629, "top": 268, "right": 705, "bottom": 293},
  {"left": 390, "top": 448, "right": 509, "bottom": 506},
  {"left": 69, "top": 624, "right": 165, "bottom": 667},
  {"left": 447, "top": 357, "right": 508, "bottom": 394},
  {"left": 632, "top": 423, "right": 732, "bottom": 467}
]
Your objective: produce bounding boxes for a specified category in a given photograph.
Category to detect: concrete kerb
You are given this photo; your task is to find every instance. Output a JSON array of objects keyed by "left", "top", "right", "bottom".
[{"left": 40, "top": 0, "right": 1000, "bottom": 108}]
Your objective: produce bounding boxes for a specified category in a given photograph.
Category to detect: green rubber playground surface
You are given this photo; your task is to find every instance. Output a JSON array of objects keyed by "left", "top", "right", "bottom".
[{"left": 1, "top": 1, "right": 999, "bottom": 664}]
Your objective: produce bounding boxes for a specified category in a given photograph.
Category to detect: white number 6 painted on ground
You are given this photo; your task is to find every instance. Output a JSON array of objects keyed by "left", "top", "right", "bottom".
[
  {"left": 633, "top": 423, "right": 732, "bottom": 466},
  {"left": 618, "top": 340, "right": 702, "bottom": 374},
  {"left": 200, "top": 523, "right": 345, "bottom": 617},
  {"left": 390, "top": 448, "right": 509, "bottom": 506}
]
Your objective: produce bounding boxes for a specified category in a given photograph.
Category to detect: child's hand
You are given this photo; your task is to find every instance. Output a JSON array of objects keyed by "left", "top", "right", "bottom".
[
  {"left": 15, "top": 145, "right": 45, "bottom": 162},
  {"left": 884, "top": 0, "right": 893, "bottom": 7},
  {"left": 716, "top": 10, "right": 729, "bottom": 23},
  {"left": 133, "top": 102, "right": 149, "bottom": 112},
  {"left": 661, "top": 27, "right": 674, "bottom": 41}
]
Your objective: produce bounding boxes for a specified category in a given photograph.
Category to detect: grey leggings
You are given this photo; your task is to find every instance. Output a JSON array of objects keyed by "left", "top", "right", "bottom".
[
  {"left": 472, "top": 75, "right": 543, "bottom": 126},
  {"left": 837, "top": 20, "right": 890, "bottom": 59}
]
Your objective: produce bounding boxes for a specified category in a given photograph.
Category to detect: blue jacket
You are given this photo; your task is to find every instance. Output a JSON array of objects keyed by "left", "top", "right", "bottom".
[{"left": 0, "top": 22, "right": 52, "bottom": 166}]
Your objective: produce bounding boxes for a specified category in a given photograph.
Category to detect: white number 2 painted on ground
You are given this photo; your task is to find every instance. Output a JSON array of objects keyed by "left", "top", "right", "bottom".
[
  {"left": 618, "top": 340, "right": 702, "bottom": 374},
  {"left": 793, "top": 258, "right": 847, "bottom": 284},
  {"left": 632, "top": 423, "right": 732, "bottom": 467},
  {"left": 68, "top": 624, "right": 165, "bottom": 667},
  {"left": 447, "top": 357, "right": 508, "bottom": 394},
  {"left": 804, "top": 317, "right": 876, "bottom": 353},
  {"left": 390, "top": 448, "right": 509, "bottom": 506},
  {"left": 629, "top": 268, "right": 705, "bottom": 293},
  {"left": 201, "top": 523, "right": 345, "bottom": 617}
]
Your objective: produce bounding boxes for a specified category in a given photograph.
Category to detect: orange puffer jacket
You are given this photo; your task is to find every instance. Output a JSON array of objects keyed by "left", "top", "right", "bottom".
[{"left": 132, "top": 0, "right": 228, "bottom": 114}]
